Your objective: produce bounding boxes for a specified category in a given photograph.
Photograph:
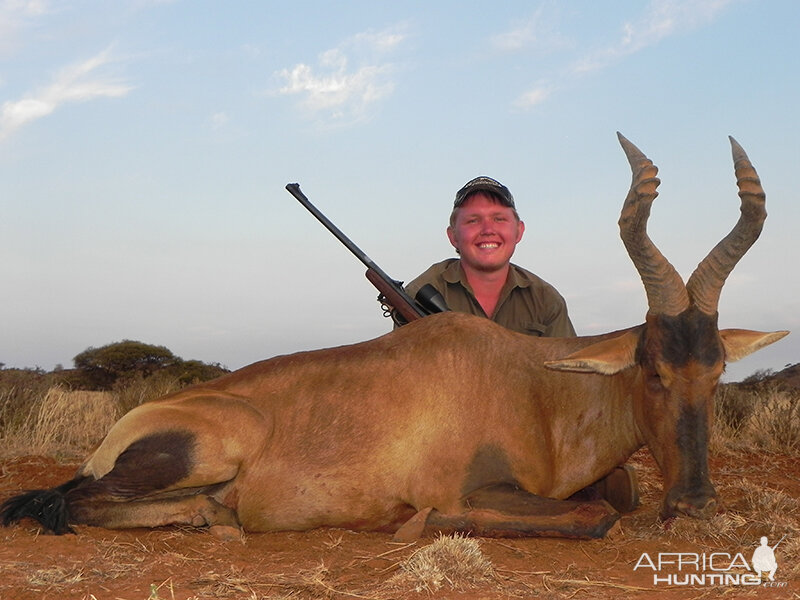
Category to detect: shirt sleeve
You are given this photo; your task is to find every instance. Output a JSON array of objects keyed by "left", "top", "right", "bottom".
[{"left": 544, "top": 294, "right": 577, "bottom": 337}]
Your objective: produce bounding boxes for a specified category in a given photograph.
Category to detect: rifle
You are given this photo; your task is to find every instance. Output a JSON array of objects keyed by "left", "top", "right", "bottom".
[{"left": 286, "top": 183, "right": 448, "bottom": 325}]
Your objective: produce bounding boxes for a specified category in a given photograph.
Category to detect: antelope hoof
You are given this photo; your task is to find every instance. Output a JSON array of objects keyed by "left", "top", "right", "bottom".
[
  {"left": 594, "top": 465, "right": 640, "bottom": 514},
  {"left": 209, "top": 524, "right": 244, "bottom": 542}
]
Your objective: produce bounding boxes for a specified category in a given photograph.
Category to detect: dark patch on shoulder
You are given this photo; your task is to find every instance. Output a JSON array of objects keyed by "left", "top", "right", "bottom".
[
  {"left": 71, "top": 430, "right": 195, "bottom": 501},
  {"left": 461, "top": 444, "right": 520, "bottom": 498},
  {"left": 638, "top": 307, "right": 723, "bottom": 367}
]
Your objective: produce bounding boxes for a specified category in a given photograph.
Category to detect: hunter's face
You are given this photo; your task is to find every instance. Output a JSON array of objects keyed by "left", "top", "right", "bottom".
[{"left": 447, "top": 192, "right": 524, "bottom": 273}]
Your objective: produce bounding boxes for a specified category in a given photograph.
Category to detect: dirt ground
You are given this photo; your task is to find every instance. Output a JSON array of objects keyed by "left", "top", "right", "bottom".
[{"left": 1, "top": 449, "right": 798, "bottom": 600}]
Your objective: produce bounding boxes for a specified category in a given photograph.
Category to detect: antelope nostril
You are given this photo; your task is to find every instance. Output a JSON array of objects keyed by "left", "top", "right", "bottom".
[{"left": 674, "top": 496, "right": 718, "bottom": 519}]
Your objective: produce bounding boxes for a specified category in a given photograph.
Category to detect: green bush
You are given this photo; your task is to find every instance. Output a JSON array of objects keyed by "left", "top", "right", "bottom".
[
  {"left": 165, "top": 359, "right": 229, "bottom": 385},
  {"left": 73, "top": 340, "right": 178, "bottom": 390},
  {"left": 70, "top": 340, "right": 229, "bottom": 391}
]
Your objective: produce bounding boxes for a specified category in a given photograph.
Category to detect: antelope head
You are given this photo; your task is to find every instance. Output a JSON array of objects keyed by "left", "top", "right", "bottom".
[{"left": 548, "top": 134, "right": 788, "bottom": 520}]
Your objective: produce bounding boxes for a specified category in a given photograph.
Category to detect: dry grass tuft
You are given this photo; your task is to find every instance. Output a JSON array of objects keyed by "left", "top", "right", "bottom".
[
  {"left": 282, "top": 562, "right": 337, "bottom": 598},
  {"left": 0, "top": 375, "right": 51, "bottom": 433},
  {"left": 28, "top": 565, "right": 86, "bottom": 587},
  {"left": 191, "top": 561, "right": 377, "bottom": 600},
  {"left": 715, "top": 383, "right": 800, "bottom": 455},
  {"left": 746, "top": 388, "right": 800, "bottom": 454},
  {"left": 664, "top": 512, "right": 749, "bottom": 545},
  {"left": 737, "top": 481, "right": 800, "bottom": 534},
  {"left": 279, "top": 561, "right": 390, "bottom": 599},
  {"left": 191, "top": 566, "right": 256, "bottom": 598},
  {"left": 113, "top": 371, "right": 182, "bottom": 415},
  {"left": 629, "top": 510, "right": 749, "bottom": 545},
  {"left": 629, "top": 474, "right": 800, "bottom": 553},
  {"left": 778, "top": 535, "right": 800, "bottom": 579},
  {"left": 1, "top": 386, "right": 118, "bottom": 458},
  {"left": 388, "top": 533, "right": 495, "bottom": 593},
  {"left": 30, "top": 387, "right": 118, "bottom": 453}
]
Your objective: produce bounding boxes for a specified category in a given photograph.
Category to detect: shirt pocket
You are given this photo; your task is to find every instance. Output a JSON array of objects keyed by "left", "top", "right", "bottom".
[{"left": 521, "top": 322, "right": 547, "bottom": 337}]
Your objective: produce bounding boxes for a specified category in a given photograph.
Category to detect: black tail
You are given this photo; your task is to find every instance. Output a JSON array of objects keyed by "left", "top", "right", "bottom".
[{"left": 0, "top": 477, "right": 88, "bottom": 535}]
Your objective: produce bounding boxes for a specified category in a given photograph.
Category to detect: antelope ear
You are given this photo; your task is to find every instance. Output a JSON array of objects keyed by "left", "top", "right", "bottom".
[
  {"left": 545, "top": 330, "right": 640, "bottom": 375},
  {"left": 720, "top": 329, "right": 789, "bottom": 362}
]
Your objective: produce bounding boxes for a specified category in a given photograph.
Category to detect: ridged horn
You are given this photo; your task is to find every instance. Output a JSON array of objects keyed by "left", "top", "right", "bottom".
[
  {"left": 617, "top": 132, "right": 690, "bottom": 316},
  {"left": 685, "top": 137, "right": 767, "bottom": 315}
]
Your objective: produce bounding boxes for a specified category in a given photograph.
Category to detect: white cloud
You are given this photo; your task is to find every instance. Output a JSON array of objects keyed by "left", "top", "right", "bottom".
[
  {"left": 491, "top": 6, "right": 569, "bottom": 53},
  {"left": 275, "top": 25, "right": 406, "bottom": 124},
  {"left": 278, "top": 53, "right": 394, "bottom": 112},
  {"left": 512, "top": 0, "right": 734, "bottom": 110},
  {"left": 0, "top": 0, "right": 51, "bottom": 56},
  {"left": 210, "top": 111, "right": 229, "bottom": 129},
  {"left": 350, "top": 28, "right": 406, "bottom": 53},
  {"left": 0, "top": 0, "right": 49, "bottom": 17},
  {"left": 0, "top": 47, "right": 132, "bottom": 141},
  {"left": 492, "top": 21, "right": 537, "bottom": 52},
  {"left": 572, "top": 0, "right": 734, "bottom": 74},
  {"left": 513, "top": 84, "right": 554, "bottom": 109}
]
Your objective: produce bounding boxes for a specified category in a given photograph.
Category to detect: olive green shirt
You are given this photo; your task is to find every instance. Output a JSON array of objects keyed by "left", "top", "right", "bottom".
[{"left": 405, "top": 259, "right": 576, "bottom": 337}]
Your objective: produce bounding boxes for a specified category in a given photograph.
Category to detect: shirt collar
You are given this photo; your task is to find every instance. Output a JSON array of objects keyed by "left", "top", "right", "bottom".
[{"left": 443, "top": 260, "right": 532, "bottom": 290}]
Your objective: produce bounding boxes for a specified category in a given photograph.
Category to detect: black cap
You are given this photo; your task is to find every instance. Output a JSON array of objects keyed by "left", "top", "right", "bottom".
[{"left": 454, "top": 176, "right": 515, "bottom": 208}]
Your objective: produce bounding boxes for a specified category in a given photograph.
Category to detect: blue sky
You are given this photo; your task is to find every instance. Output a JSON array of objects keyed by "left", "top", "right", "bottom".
[{"left": 1, "top": 0, "right": 797, "bottom": 382}]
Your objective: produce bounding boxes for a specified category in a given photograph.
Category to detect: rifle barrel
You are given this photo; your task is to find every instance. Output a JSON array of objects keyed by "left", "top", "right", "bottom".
[
  {"left": 285, "top": 183, "right": 425, "bottom": 319},
  {"left": 286, "top": 183, "right": 379, "bottom": 271}
]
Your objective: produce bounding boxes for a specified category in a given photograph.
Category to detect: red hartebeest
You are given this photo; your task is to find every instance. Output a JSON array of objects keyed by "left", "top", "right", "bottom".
[{"left": 0, "top": 135, "right": 788, "bottom": 540}]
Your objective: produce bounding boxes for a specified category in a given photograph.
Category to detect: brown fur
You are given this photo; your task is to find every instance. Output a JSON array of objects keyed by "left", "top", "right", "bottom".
[{"left": 4, "top": 311, "right": 779, "bottom": 538}]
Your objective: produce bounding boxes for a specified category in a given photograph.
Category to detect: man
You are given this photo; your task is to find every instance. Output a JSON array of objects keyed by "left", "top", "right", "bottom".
[
  {"left": 404, "top": 176, "right": 638, "bottom": 513},
  {"left": 405, "top": 176, "right": 575, "bottom": 337}
]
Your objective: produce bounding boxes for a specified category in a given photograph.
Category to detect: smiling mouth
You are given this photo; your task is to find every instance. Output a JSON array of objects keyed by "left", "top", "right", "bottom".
[{"left": 477, "top": 242, "right": 500, "bottom": 249}]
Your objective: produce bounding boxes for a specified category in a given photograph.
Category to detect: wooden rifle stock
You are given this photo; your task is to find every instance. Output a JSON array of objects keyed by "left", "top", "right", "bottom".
[{"left": 364, "top": 268, "right": 424, "bottom": 324}]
